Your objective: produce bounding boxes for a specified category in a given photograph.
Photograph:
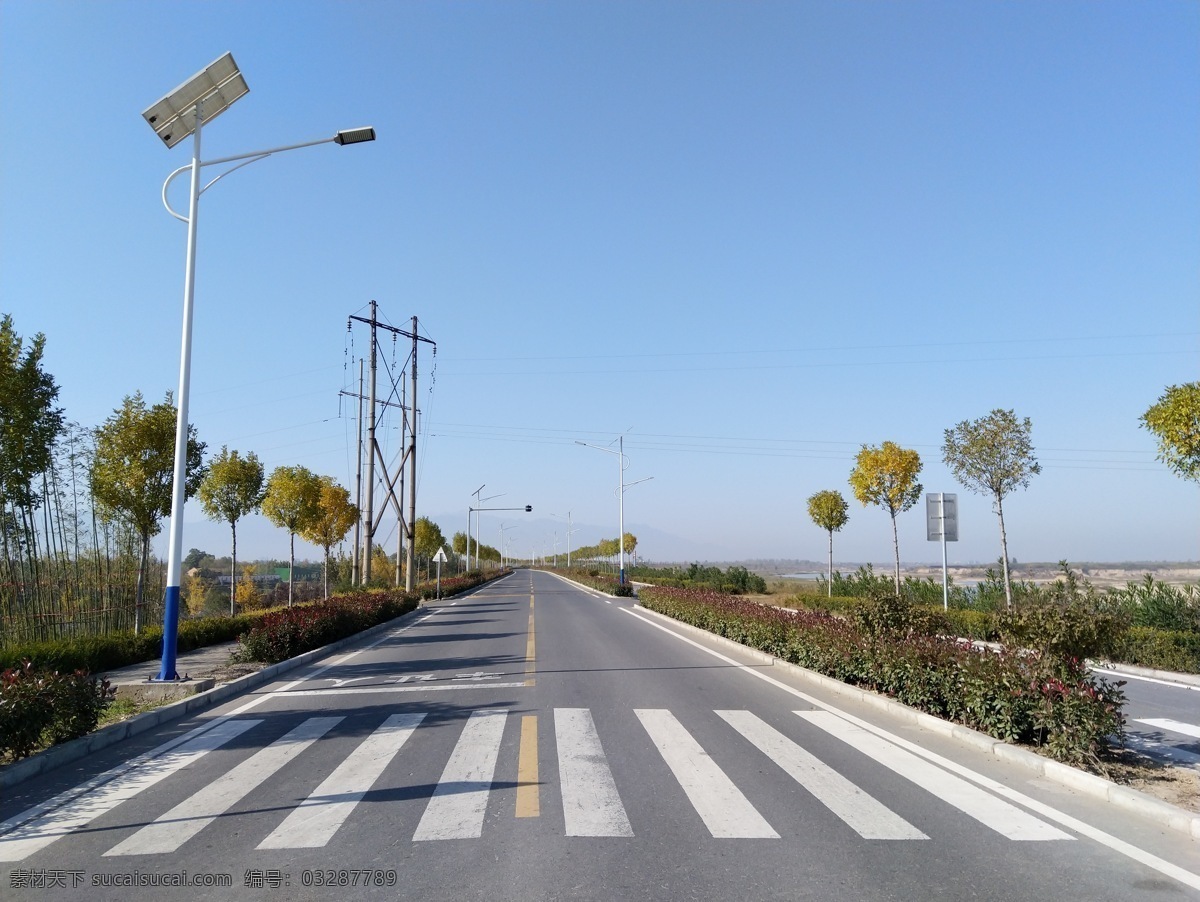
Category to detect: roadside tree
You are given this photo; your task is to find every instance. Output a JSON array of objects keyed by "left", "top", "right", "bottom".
[
  {"left": 848, "top": 442, "right": 922, "bottom": 594},
  {"left": 1141, "top": 382, "right": 1200, "bottom": 484},
  {"left": 414, "top": 517, "right": 447, "bottom": 577},
  {"left": 91, "top": 392, "right": 205, "bottom": 632},
  {"left": 942, "top": 409, "right": 1040, "bottom": 609},
  {"left": 300, "top": 476, "right": 358, "bottom": 598},
  {"left": 807, "top": 490, "right": 849, "bottom": 596},
  {"left": 197, "top": 447, "right": 265, "bottom": 614},
  {"left": 0, "top": 314, "right": 64, "bottom": 515},
  {"left": 261, "top": 465, "right": 321, "bottom": 606}
]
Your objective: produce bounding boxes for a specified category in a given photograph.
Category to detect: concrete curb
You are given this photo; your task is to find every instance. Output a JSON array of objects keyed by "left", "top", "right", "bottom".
[
  {"left": 0, "top": 603, "right": 430, "bottom": 791},
  {"left": 632, "top": 604, "right": 1200, "bottom": 842}
]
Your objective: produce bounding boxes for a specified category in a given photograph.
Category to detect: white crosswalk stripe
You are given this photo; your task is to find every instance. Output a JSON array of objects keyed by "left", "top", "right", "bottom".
[
  {"left": 717, "top": 710, "right": 927, "bottom": 840},
  {"left": 105, "top": 717, "right": 342, "bottom": 856},
  {"left": 0, "top": 706, "right": 1082, "bottom": 858},
  {"left": 635, "top": 709, "right": 779, "bottom": 839},
  {"left": 412, "top": 710, "right": 508, "bottom": 841},
  {"left": 0, "top": 718, "right": 261, "bottom": 862},
  {"left": 258, "top": 713, "right": 426, "bottom": 849},
  {"left": 555, "top": 708, "right": 633, "bottom": 837},
  {"left": 797, "top": 711, "right": 1072, "bottom": 841},
  {"left": 1135, "top": 718, "right": 1200, "bottom": 740}
]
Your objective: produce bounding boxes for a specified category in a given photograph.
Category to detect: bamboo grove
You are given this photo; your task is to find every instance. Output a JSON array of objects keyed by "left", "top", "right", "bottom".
[{"left": 2, "top": 315, "right": 166, "bottom": 644}]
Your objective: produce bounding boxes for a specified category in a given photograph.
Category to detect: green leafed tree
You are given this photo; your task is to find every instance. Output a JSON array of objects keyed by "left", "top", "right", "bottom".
[
  {"left": 807, "top": 490, "right": 849, "bottom": 596},
  {"left": 1141, "top": 382, "right": 1200, "bottom": 484},
  {"left": 0, "top": 314, "right": 65, "bottom": 515},
  {"left": 261, "top": 465, "right": 321, "bottom": 606},
  {"left": 414, "top": 517, "right": 447, "bottom": 563},
  {"left": 300, "top": 476, "right": 358, "bottom": 599},
  {"left": 197, "top": 447, "right": 266, "bottom": 614},
  {"left": 848, "top": 441, "right": 922, "bottom": 594},
  {"left": 90, "top": 391, "right": 206, "bottom": 632},
  {"left": 942, "top": 409, "right": 1040, "bottom": 609}
]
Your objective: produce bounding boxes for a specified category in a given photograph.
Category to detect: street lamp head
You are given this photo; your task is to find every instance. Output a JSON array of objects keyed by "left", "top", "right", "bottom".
[
  {"left": 335, "top": 126, "right": 377, "bottom": 146},
  {"left": 143, "top": 52, "right": 248, "bottom": 149}
]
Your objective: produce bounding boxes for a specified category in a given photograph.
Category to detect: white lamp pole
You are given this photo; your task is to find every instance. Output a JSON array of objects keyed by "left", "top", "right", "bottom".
[
  {"left": 144, "top": 53, "right": 374, "bottom": 680},
  {"left": 576, "top": 437, "right": 628, "bottom": 584}
]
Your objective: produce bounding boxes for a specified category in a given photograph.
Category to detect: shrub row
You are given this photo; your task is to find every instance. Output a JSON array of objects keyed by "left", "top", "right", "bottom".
[
  {"left": 628, "top": 563, "right": 767, "bottom": 595},
  {"left": 638, "top": 586, "right": 1125, "bottom": 768},
  {"left": 236, "top": 590, "right": 419, "bottom": 663},
  {"left": 1114, "top": 627, "right": 1200, "bottom": 673},
  {"left": 545, "top": 568, "right": 635, "bottom": 596},
  {"left": 786, "top": 592, "right": 1196, "bottom": 672},
  {"left": 0, "top": 612, "right": 266, "bottom": 675},
  {"left": 236, "top": 570, "right": 507, "bottom": 664},
  {"left": 0, "top": 663, "right": 115, "bottom": 762}
]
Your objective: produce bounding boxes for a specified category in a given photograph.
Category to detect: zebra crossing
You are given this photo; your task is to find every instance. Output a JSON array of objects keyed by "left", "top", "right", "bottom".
[{"left": 0, "top": 706, "right": 1073, "bottom": 862}]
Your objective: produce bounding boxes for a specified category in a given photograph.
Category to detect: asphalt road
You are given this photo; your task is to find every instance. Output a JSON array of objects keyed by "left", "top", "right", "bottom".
[
  {"left": 1102, "top": 666, "right": 1200, "bottom": 770},
  {"left": 2, "top": 570, "right": 1198, "bottom": 901}
]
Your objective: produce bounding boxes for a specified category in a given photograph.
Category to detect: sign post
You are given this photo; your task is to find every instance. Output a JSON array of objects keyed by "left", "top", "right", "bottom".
[
  {"left": 926, "top": 493, "right": 958, "bottom": 611},
  {"left": 433, "top": 547, "right": 448, "bottom": 599}
]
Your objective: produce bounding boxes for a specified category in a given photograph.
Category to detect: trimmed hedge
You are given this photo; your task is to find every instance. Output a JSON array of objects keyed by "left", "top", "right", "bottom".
[
  {"left": 639, "top": 586, "right": 1125, "bottom": 768},
  {"left": 236, "top": 570, "right": 509, "bottom": 664},
  {"left": 1, "top": 664, "right": 115, "bottom": 762},
  {"left": 236, "top": 590, "right": 419, "bottom": 663},
  {"left": 1115, "top": 627, "right": 1200, "bottom": 673},
  {"left": 545, "top": 568, "right": 634, "bottom": 596},
  {"left": 0, "top": 613, "right": 265, "bottom": 675}
]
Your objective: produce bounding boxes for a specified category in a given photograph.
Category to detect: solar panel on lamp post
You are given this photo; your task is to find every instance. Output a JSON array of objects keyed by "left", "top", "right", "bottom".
[{"left": 143, "top": 52, "right": 375, "bottom": 681}]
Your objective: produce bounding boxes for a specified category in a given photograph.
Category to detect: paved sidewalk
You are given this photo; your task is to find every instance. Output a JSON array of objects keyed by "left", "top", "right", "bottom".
[{"left": 96, "top": 641, "right": 265, "bottom": 703}]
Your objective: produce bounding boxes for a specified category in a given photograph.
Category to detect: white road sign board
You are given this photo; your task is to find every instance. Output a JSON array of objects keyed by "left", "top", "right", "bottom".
[{"left": 926, "top": 493, "right": 958, "bottom": 542}]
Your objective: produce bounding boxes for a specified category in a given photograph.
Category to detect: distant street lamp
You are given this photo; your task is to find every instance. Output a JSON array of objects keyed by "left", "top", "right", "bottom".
[
  {"left": 143, "top": 52, "right": 375, "bottom": 681},
  {"left": 577, "top": 436, "right": 644, "bottom": 584}
]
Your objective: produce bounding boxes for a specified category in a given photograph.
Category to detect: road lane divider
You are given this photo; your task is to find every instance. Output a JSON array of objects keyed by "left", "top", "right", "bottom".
[
  {"left": 525, "top": 592, "right": 537, "bottom": 686},
  {"left": 516, "top": 715, "right": 540, "bottom": 818}
]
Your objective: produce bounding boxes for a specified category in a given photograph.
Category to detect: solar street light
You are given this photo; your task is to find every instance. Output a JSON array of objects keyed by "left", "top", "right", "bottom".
[{"left": 143, "top": 53, "right": 375, "bottom": 682}]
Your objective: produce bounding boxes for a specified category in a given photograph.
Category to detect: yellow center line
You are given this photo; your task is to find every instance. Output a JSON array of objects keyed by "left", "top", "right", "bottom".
[
  {"left": 516, "top": 714, "right": 540, "bottom": 818},
  {"left": 524, "top": 593, "right": 536, "bottom": 686}
]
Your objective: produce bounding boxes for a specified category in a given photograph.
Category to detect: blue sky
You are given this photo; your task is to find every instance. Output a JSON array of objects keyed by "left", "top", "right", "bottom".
[{"left": 2, "top": 1, "right": 1197, "bottom": 568}]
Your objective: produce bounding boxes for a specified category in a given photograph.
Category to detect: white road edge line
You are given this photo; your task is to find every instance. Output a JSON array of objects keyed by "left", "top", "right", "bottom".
[
  {"left": 1097, "top": 671, "right": 1200, "bottom": 693},
  {"left": 619, "top": 606, "right": 1200, "bottom": 892}
]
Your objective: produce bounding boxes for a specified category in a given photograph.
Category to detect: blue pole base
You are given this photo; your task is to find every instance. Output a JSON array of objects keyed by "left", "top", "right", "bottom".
[{"left": 156, "top": 585, "right": 182, "bottom": 681}]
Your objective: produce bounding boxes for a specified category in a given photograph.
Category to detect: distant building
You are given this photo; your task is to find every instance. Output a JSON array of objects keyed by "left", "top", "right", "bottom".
[{"left": 275, "top": 565, "right": 322, "bottom": 582}]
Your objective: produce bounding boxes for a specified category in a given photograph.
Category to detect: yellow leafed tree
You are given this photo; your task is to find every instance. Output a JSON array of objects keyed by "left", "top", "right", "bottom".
[{"left": 848, "top": 442, "right": 922, "bottom": 594}]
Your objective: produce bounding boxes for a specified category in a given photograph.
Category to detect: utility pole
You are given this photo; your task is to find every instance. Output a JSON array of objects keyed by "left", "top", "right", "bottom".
[
  {"left": 352, "top": 358, "right": 363, "bottom": 585},
  {"left": 407, "top": 315, "right": 419, "bottom": 591},
  {"left": 346, "top": 303, "right": 435, "bottom": 589}
]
